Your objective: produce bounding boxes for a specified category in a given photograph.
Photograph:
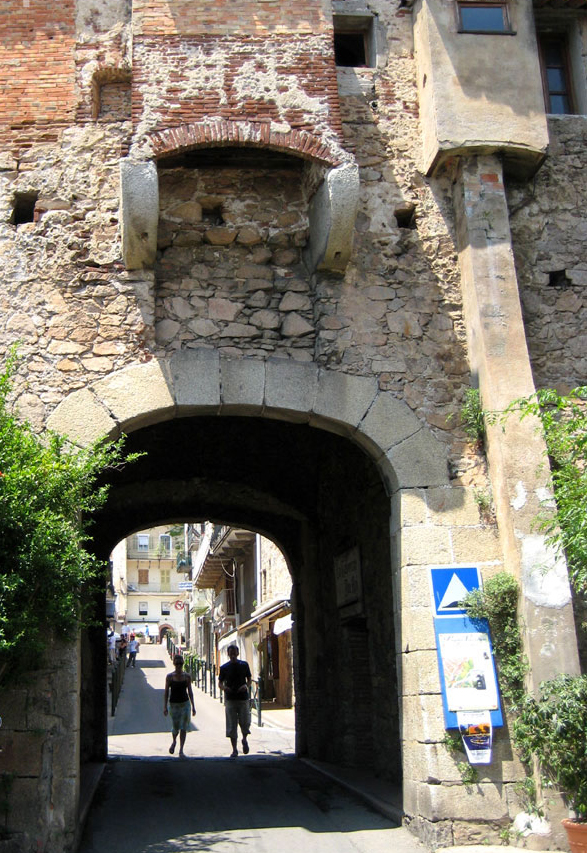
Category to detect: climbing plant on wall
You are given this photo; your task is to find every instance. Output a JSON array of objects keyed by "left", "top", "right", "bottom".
[
  {"left": 504, "top": 387, "right": 587, "bottom": 599},
  {"left": 0, "top": 350, "right": 140, "bottom": 684}
]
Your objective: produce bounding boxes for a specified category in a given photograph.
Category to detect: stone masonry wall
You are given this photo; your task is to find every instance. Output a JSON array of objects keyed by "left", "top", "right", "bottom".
[
  {"left": 155, "top": 162, "right": 314, "bottom": 355},
  {"left": 508, "top": 117, "right": 587, "bottom": 393}
]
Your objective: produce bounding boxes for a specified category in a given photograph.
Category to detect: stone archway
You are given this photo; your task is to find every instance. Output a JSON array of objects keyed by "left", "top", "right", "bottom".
[
  {"left": 48, "top": 350, "right": 449, "bottom": 493},
  {"left": 48, "top": 350, "right": 451, "bottom": 804}
]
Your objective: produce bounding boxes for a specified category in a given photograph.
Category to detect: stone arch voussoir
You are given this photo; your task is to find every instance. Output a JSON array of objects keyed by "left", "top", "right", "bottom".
[{"left": 47, "top": 352, "right": 449, "bottom": 492}]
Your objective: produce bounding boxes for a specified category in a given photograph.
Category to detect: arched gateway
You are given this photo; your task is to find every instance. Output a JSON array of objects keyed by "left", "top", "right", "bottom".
[{"left": 46, "top": 349, "right": 461, "bottom": 834}]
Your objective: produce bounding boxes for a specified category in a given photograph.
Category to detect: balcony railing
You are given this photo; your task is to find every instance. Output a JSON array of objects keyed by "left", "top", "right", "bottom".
[{"left": 213, "top": 588, "right": 236, "bottom": 622}]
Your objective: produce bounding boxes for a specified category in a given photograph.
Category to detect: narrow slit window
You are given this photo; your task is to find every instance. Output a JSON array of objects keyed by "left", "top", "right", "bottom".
[
  {"left": 539, "top": 35, "right": 575, "bottom": 115},
  {"left": 457, "top": 3, "right": 511, "bottom": 33}
]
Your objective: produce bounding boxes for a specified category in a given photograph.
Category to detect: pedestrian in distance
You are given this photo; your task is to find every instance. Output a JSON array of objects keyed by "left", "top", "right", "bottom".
[
  {"left": 164, "top": 654, "right": 196, "bottom": 758},
  {"left": 218, "top": 644, "right": 252, "bottom": 758},
  {"left": 126, "top": 634, "right": 139, "bottom": 668}
]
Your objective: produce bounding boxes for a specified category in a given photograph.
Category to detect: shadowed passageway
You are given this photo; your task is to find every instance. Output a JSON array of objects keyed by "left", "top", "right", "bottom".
[{"left": 78, "top": 644, "right": 418, "bottom": 853}]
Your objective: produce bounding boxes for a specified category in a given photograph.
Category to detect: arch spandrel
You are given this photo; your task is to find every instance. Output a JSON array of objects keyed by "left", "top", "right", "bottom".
[{"left": 46, "top": 352, "right": 450, "bottom": 492}]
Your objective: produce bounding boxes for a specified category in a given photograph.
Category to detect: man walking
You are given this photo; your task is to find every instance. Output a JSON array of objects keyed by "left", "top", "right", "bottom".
[
  {"left": 126, "top": 634, "right": 139, "bottom": 667},
  {"left": 218, "top": 644, "right": 252, "bottom": 758}
]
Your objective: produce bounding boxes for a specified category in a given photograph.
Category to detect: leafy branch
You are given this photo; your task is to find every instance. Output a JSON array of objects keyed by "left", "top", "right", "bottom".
[{"left": 0, "top": 350, "right": 141, "bottom": 684}]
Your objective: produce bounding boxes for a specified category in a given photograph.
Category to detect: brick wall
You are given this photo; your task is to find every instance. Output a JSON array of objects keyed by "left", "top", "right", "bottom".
[
  {"left": 0, "top": 0, "right": 76, "bottom": 153},
  {"left": 131, "top": 34, "right": 342, "bottom": 145},
  {"left": 132, "top": 0, "right": 330, "bottom": 37}
]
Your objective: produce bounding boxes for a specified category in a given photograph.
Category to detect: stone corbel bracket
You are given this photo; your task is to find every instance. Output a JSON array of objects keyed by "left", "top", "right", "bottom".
[
  {"left": 120, "top": 158, "right": 159, "bottom": 270},
  {"left": 304, "top": 162, "right": 360, "bottom": 274},
  {"left": 120, "top": 156, "right": 360, "bottom": 274}
]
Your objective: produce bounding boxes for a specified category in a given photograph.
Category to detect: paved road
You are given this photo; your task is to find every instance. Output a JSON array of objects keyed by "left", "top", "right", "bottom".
[{"left": 79, "top": 643, "right": 427, "bottom": 853}]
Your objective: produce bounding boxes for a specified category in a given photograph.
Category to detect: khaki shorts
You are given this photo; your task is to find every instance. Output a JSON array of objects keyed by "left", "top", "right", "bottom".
[{"left": 224, "top": 699, "right": 251, "bottom": 739}]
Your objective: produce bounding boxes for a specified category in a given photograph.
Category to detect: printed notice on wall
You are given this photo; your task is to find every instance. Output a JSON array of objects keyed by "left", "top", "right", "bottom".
[
  {"left": 456, "top": 711, "right": 493, "bottom": 765},
  {"left": 438, "top": 631, "right": 498, "bottom": 712},
  {"left": 334, "top": 546, "right": 362, "bottom": 610}
]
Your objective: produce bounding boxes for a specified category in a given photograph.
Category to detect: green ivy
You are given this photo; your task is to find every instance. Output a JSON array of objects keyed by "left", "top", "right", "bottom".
[
  {"left": 463, "top": 572, "right": 528, "bottom": 709},
  {"left": 459, "top": 388, "right": 486, "bottom": 444},
  {"left": 497, "top": 387, "right": 587, "bottom": 598},
  {"left": 513, "top": 674, "right": 587, "bottom": 820},
  {"left": 0, "top": 350, "right": 141, "bottom": 684}
]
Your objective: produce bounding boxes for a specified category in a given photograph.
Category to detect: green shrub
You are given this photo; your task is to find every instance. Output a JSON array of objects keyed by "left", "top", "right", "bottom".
[
  {"left": 0, "top": 351, "right": 140, "bottom": 683},
  {"left": 513, "top": 674, "right": 587, "bottom": 820}
]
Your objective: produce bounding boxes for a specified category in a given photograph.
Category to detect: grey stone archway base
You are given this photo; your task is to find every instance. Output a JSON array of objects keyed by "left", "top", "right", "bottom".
[{"left": 47, "top": 350, "right": 449, "bottom": 494}]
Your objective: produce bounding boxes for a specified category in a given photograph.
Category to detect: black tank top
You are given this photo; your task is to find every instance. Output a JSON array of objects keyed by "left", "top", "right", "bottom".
[{"left": 169, "top": 677, "right": 189, "bottom": 703}]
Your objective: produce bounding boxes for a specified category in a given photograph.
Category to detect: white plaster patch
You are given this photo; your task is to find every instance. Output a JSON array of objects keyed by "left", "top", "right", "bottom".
[
  {"left": 232, "top": 57, "right": 328, "bottom": 123},
  {"left": 535, "top": 485, "right": 555, "bottom": 509},
  {"left": 511, "top": 480, "right": 527, "bottom": 511},
  {"left": 520, "top": 533, "right": 571, "bottom": 608}
]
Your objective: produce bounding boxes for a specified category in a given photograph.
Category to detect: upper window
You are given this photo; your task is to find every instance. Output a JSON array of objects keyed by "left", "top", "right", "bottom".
[
  {"left": 538, "top": 34, "right": 575, "bottom": 114},
  {"left": 333, "top": 15, "right": 375, "bottom": 68},
  {"left": 159, "top": 534, "right": 171, "bottom": 552},
  {"left": 137, "top": 534, "right": 149, "bottom": 552},
  {"left": 457, "top": 3, "right": 512, "bottom": 34}
]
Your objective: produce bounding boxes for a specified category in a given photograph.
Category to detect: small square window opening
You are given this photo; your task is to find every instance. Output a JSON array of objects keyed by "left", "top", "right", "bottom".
[
  {"left": 457, "top": 3, "right": 511, "bottom": 34},
  {"left": 333, "top": 15, "right": 375, "bottom": 68}
]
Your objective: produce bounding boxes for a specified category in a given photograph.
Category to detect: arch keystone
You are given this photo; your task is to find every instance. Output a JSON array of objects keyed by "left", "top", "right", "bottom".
[{"left": 170, "top": 349, "right": 221, "bottom": 411}]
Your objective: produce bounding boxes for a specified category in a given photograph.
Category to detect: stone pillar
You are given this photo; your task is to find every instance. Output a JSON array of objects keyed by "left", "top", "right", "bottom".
[{"left": 453, "top": 154, "right": 580, "bottom": 690}]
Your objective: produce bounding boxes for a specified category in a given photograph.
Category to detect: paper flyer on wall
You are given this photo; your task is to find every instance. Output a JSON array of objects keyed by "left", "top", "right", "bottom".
[
  {"left": 456, "top": 711, "right": 492, "bottom": 764},
  {"left": 437, "top": 631, "right": 498, "bottom": 712}
]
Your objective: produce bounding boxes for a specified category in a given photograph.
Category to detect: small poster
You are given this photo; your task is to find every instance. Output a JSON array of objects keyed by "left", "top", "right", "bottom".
[
  {"left": 457, "top": 711, "right": 493, "bottom": 764},
  {"left": 438, "top": 631, "right": 498, "bottom": 712},
  {"left": 334, "top": 546, "right": 362, "bottom": 609}
]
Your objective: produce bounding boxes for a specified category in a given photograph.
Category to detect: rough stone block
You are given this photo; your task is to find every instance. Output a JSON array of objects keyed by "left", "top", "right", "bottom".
[
  {"left": 120, "top": 158, "right": 159, "bottom": 270},
  {"left": 387, "top": 429, "right": 450, "bottom": 489},
  {"left": 357, "top": 392, "right": 421, "bottom": 454},
  {"left": 304, "top": 162, "right": 360, "bottom": 273},
  {"left": 264, "top": 358, "right": 318, "bottom": 414},
  {"left": 402, "top": 695, "right": 447, "bottom": 745},
  {"left": 93, "top": 360, "right": 175, "bottom": 429},
  {"left": 0, "top": 731, "right": 43, "bottom": 775},
  {"left": 451, "top": 527, "right": 502, "bottom": 562},
  {"left": 312, "top": 370, "right": 377, "bottom": 432},
  {"left": 426, "top": 486, "right": 481, "bottom": 526},
  {"left": 399, "top": 489, "right": 429, "bottom": 527},
  {"left": 401, "top": 607, "right": 436, "bottom": 652},
  {"left": 170, "top": 349, "right": 221, "bottom": 411},
  {"left": 401, "top": 564, "right": 435, "bottom": 610},
  {"left": 418, "top": 780, "right": 509, "bottom": 822},
  {"left": 219, "top": 357, "right": 265, "bottom": 413},
  {"left": 402, "top": 650, "right": 442, "bottom": 695},
  {"left": 402, "top": 526, "right": 452, "bottom": 566},
  {"left": 7, "top": 777, "right": 42, "bottom": 839},
  {"left": 46, "top": 388, "right": 118, "bottom": 445}
]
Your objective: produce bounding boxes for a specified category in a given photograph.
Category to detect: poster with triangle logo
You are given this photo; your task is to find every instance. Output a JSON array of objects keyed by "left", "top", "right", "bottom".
[{"left": 429, "top": 566, "right": 481, "bottom": 617}]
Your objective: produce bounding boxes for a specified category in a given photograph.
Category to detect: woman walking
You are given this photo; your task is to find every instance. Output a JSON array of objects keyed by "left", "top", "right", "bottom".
[{"left": 163, "top": 654, "right": 196, "bottom": 758}]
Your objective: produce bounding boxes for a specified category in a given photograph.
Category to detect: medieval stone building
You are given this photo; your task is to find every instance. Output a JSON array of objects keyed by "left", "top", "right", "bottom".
[{"left": 0, "top": 0, "right": 586, "bottom": 851}]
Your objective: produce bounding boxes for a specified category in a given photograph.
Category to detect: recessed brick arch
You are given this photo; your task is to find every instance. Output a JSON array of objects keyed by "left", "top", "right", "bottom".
[{"left": 147, "top": 120, "right": 346, "bottom": 168}]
